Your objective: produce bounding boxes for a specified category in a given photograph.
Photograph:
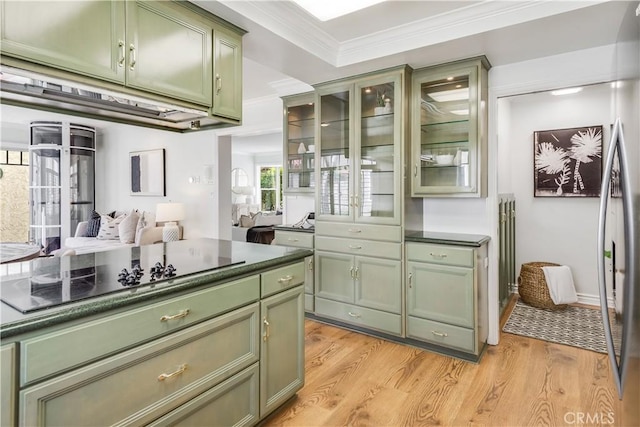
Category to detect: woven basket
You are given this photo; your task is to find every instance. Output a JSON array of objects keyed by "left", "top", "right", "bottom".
[{"left": 518, "top": 262, "right": 567, "bottom": 310}]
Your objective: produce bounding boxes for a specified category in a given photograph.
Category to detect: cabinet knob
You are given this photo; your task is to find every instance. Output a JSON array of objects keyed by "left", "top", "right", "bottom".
[{"left": 347, "top": 311, "right": 361, "bottom": 318}]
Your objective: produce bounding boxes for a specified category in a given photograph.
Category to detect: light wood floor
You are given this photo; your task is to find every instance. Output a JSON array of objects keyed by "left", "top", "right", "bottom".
[{"left": 262, "top": 303, "right": 622, "bottom": 427}]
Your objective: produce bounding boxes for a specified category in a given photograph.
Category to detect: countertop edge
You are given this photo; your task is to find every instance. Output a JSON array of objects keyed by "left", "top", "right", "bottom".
[{"left": 1, "top": 249, "right": 312, "bottom": 339}]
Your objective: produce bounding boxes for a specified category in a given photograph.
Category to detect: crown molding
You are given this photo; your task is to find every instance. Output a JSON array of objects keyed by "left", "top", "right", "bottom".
[
  {"left": 337, "top": 0, "right": 607, "bottom": 66},
  {"left": 219, "top": 0, "right": 339, "bottom": 65},
  {"left": 269, "top": 78, "right": 314, "bottom": 97}
]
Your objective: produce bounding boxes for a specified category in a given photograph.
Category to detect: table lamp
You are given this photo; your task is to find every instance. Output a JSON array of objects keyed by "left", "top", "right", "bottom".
[{"left": 156, "top": 202, "right": 185, "bottom": 242}]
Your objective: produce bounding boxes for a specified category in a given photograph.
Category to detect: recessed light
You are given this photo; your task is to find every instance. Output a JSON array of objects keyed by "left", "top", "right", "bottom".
[
  {"left": 292, "top": 0, "right": 386, "bottom": 21},
  {"left": 320, "top": 123, "right": 329, "bottom": 127},
  {"left": 551, "top": 87, "right": 583, "bottom": 96},
  {"left": 446, "top": 77, "right": 454, "bottom": 81}
]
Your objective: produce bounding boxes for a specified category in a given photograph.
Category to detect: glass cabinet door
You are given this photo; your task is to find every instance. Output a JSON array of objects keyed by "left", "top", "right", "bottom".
[
  {"left": 356, "top": 76, "right": 401, "bottom": 224},
  {"left": 317, "top": 86, "right": 352, "bottom": 220},
  {"left": 283, "top": 93, "right": 315, "bottom": 194},
  {"left": 412, "top": 58, "right": 489, "bottom": 197}
]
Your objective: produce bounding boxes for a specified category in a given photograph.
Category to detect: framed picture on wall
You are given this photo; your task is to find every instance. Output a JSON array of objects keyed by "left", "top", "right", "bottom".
[
  {"left": 130, "top": 149, "right": 166, "bottom": 196},
  {"left": 533, "top": 125, "right": 603, "bottom": 197}
]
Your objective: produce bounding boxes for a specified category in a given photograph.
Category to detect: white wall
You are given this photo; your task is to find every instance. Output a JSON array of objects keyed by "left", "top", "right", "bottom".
[
  {"left": 500, "top": 84, "right": 612, "bottom": 303},
  {"left": 98, "top": 123, "right": 226, "bottom": 240}
]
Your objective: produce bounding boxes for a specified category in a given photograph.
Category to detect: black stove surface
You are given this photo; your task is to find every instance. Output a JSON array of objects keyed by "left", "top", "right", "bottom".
[{"left": 1, "top": 239, "right": 244, "bottom": 314}]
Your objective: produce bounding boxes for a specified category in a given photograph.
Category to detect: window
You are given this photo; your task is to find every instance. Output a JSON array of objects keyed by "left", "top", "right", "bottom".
[{"left": 259, "top": 166, "right": 283, "bottom": 212}]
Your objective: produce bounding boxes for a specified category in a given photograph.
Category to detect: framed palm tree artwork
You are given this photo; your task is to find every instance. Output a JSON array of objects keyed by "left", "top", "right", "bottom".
[{"left": 533, "top": 125, "right": 603, "bottom": 197}]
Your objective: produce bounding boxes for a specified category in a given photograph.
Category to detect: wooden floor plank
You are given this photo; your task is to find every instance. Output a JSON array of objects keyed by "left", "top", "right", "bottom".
[{"left": 262, "top": 318, "right": 623, "bottom": 427}]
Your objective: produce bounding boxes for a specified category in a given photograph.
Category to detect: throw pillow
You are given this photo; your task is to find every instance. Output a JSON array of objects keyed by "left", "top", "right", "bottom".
[
  {"left": 119, "top": 210, "right": 140, "bottom": 244},
  {"left": 97, "top": 214, "right": 126, "bottom": 240},
  {"left": 86, "top": 210, "right": 102, "bottom": 237},
  {"left": 239, "top": 214, "right": 255, "bottom": 228},
  {"left": 135, "top": 211, "right": 156, "bottom": 236}
]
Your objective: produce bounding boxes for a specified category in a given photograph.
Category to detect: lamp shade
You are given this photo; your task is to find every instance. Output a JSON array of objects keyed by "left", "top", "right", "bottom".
[{"left": 156, "top": 203, "right": 185, "bottom": 223}]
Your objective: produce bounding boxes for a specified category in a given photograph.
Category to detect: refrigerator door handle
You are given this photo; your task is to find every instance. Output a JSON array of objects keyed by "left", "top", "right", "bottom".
[{"left": 597, "top": 118, "right": 623, "bottom": 397}]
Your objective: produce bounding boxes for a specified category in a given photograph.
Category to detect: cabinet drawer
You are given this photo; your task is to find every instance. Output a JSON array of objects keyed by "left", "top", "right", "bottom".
[
  {"left": 20, "top": 303, "right": 260, "bottom": 427},
  {"left": 147, "top": 363, "right": 259, "bottom": 427},
  {"left": 315, "top": 222, "right": 401, "bottom": 243},
  {"left": 316, "top": 236, "right": 401, "bottom": 260},
  {"left": 274, "top": 230, "right": 314, "bottom": 249},
  {"left": 407, "top": 316, "right": 475, "bottom": 353},
  {"left": 261, "top": 262, "right": 305, "bottom": 298},
  {"left": 406, "top": 242, "right": 474, "bottom": 267},
  {"left": 21, "top": 275, "right": 259, "bottom": 385},
  {"left": 315, "top": 297, "right": 401, "bottom": 336}
]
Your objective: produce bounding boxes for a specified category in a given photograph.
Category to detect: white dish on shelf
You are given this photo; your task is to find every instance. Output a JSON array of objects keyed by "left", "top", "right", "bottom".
[{"left": 435, "top": 154, "right": 454, "bottom": 165}]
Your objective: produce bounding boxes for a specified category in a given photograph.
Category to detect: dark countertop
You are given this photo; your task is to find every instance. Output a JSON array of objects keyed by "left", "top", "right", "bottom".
[
  {"left": 0, "top": 238, "right": 312, "bottom": 338},
  {"left": 273, "top": 225, "right": 315, "bottom": 233},
  {"left": 405, "top": 230, "right": 490, "bottom": 247}
]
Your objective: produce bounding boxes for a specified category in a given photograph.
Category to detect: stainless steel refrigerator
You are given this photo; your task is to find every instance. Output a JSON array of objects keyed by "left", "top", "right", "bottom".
[{"left": 597, "top": 3, "right": 639, "bottom": 425}]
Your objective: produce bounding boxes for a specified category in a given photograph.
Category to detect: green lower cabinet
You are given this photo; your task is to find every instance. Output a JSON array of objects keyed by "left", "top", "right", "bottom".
[
  {"left": 1, "top": 344, "right": 16, "bottom": 427},
  {"left": 406, "top": 261, "right": 474, "bottom": 328},
  {"left": 147, "top": 363, "right": 259, "bottom": 427},
  {"left": 19, "top": 303, "right": 259, "bottom": 426},
  {"left": 260, "top": 285, "right": 305, "bottom": 418},
  {"left": 315, "top": 250, "right": 402, "bottom": 335},
  {"left": 405, "top": 241, "right": 488, "bottom": 357}
]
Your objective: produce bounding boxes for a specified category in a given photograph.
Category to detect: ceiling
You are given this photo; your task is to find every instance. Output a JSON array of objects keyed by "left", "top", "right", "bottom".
[{"left": 193, "top": 0, "right": 634, "bottom": 100}]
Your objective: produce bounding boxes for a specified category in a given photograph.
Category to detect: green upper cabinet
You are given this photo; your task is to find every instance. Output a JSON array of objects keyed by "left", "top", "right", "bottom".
[
  {"left": 125, "top": 1, "right": 212, "bottom": 106},
  {"left": 0, "top": 0, "right": 247, "bottom": 112},
  {"left": 411, "top": 57, "right": 489, "bottom": 197},
  {"left": 315, "top": 67, "right": 407, "bottom": 226},
  {"left": 212, "top": 25, "right": 242, "bottom": 120},
  {"left": 283, "top": 92, "right": 316, "bottom": 195},
  {"left": 0, "top": 1, "right": 126, "bottom": 83}
]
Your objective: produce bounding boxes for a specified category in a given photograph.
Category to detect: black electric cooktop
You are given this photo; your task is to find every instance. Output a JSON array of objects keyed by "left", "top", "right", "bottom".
[{"left": 1, "top": 239, "right": 244, "bottom": 314}]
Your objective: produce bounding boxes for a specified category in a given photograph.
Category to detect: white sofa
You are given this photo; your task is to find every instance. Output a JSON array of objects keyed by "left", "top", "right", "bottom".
[
  {"left": 62, "top": 209, "right": 171, "bottom": 255},
  {"left": 231, "top": 211, "right": 283, "bottom": 242},
  {"left": 64, "top": 221, "right": 164, "bottom": 254}
]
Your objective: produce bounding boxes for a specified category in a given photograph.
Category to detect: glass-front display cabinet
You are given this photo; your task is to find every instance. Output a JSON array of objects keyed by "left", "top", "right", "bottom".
[
  {"left": 283, "top": 92, "right": 315, "bottom": 194},
  {"left": 316, "top": 67, "right": 404, "bottom": 225},
  {"left": 30, "top": 122, "right": 95, "bottom": 254},
  {"left": 411, "top": 56, "right": 489, "bottom": 197}
]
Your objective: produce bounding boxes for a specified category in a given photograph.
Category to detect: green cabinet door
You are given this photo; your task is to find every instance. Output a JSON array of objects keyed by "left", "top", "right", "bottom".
[
  {"left": 355, "top": 256, "right": 401, "bottom": 313},
  {"left": 406, "top": 261, "right": 474, "bottom": 328},
  {"left": 212, "top": 25, "right": 243, "bottom": 120},
  {"left": 125, "top": 1, "right": 212, "bottom": 106},
  {"left": 260, "top": 285, "right": 304, "bottom": 418},
  {"left": 1, "top": 344, "right": 16, "bottom": 427},
  {"left": 0, "top": 1, "right": 126, "bottom": 83},
  {"left": 315, "top": 251, "right": 354, "bottom": 303}
]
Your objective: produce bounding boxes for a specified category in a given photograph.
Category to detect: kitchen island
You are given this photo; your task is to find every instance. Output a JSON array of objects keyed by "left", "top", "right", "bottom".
[{"left": 0, "top": 238, "right": 312, "bottom": 427}]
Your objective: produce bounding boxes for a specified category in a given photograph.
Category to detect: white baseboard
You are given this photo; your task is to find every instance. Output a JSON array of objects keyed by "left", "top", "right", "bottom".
[{"left": 511, "top": 287, "right": 612, "bottom": 308}]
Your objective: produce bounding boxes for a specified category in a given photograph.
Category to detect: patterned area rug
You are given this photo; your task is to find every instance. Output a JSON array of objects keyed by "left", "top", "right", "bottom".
[{"left": 503, "top": 301, "right": 611, "bottom": 354}]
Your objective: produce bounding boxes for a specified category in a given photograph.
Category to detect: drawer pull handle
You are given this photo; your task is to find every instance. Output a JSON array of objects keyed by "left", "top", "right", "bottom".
[
  {"left": 160, "top": 309, "right": 190, "bottom": 322},
  {"left": 278, "top": 275, "right": 293, "bottom": 284},
  {"left": 349, "top": 245, "right": 362, "bottom": 250},
  {"left": 348, "top": 228, "right": 362, "bottom": 233},
  {"left": 308, "top": 259, "right": 313, "bottom": 271},
  {"left": 129, "top": 44, "right": 136, "bottom": 70},
  {"left": 429, "top": 252, "right": 448, "bottom": 259},
  {"left": 216, "top": 73, "right": 222, "bottom": 94},
  {"left": 263, "top": 317, "right": 270, "bottom": 341},
  {"left": 354, "top": 267, "right": 359, "bottom": 279},
  {"left": 287, "top": 238, "right": 299, "bottom": 242},
  {"left": 157, "top": 364, "right": 187, "bottom": 381},
  {"left": 347, "top": 311, "right": 361, "bottom": 318},
  {"left": 117, "top": 41, "right": 125, "bottom": 67},
  {"left": 408, "top": 272, "right": 413, "bottom": 288},
  {"left": 431, "top": 331, "right": 448, "bottom": 338}
]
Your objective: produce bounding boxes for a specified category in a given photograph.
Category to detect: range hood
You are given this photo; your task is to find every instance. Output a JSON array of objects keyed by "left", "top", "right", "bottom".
[{"left": 0, "top": 66, "right": 233, "bottom": 132}]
